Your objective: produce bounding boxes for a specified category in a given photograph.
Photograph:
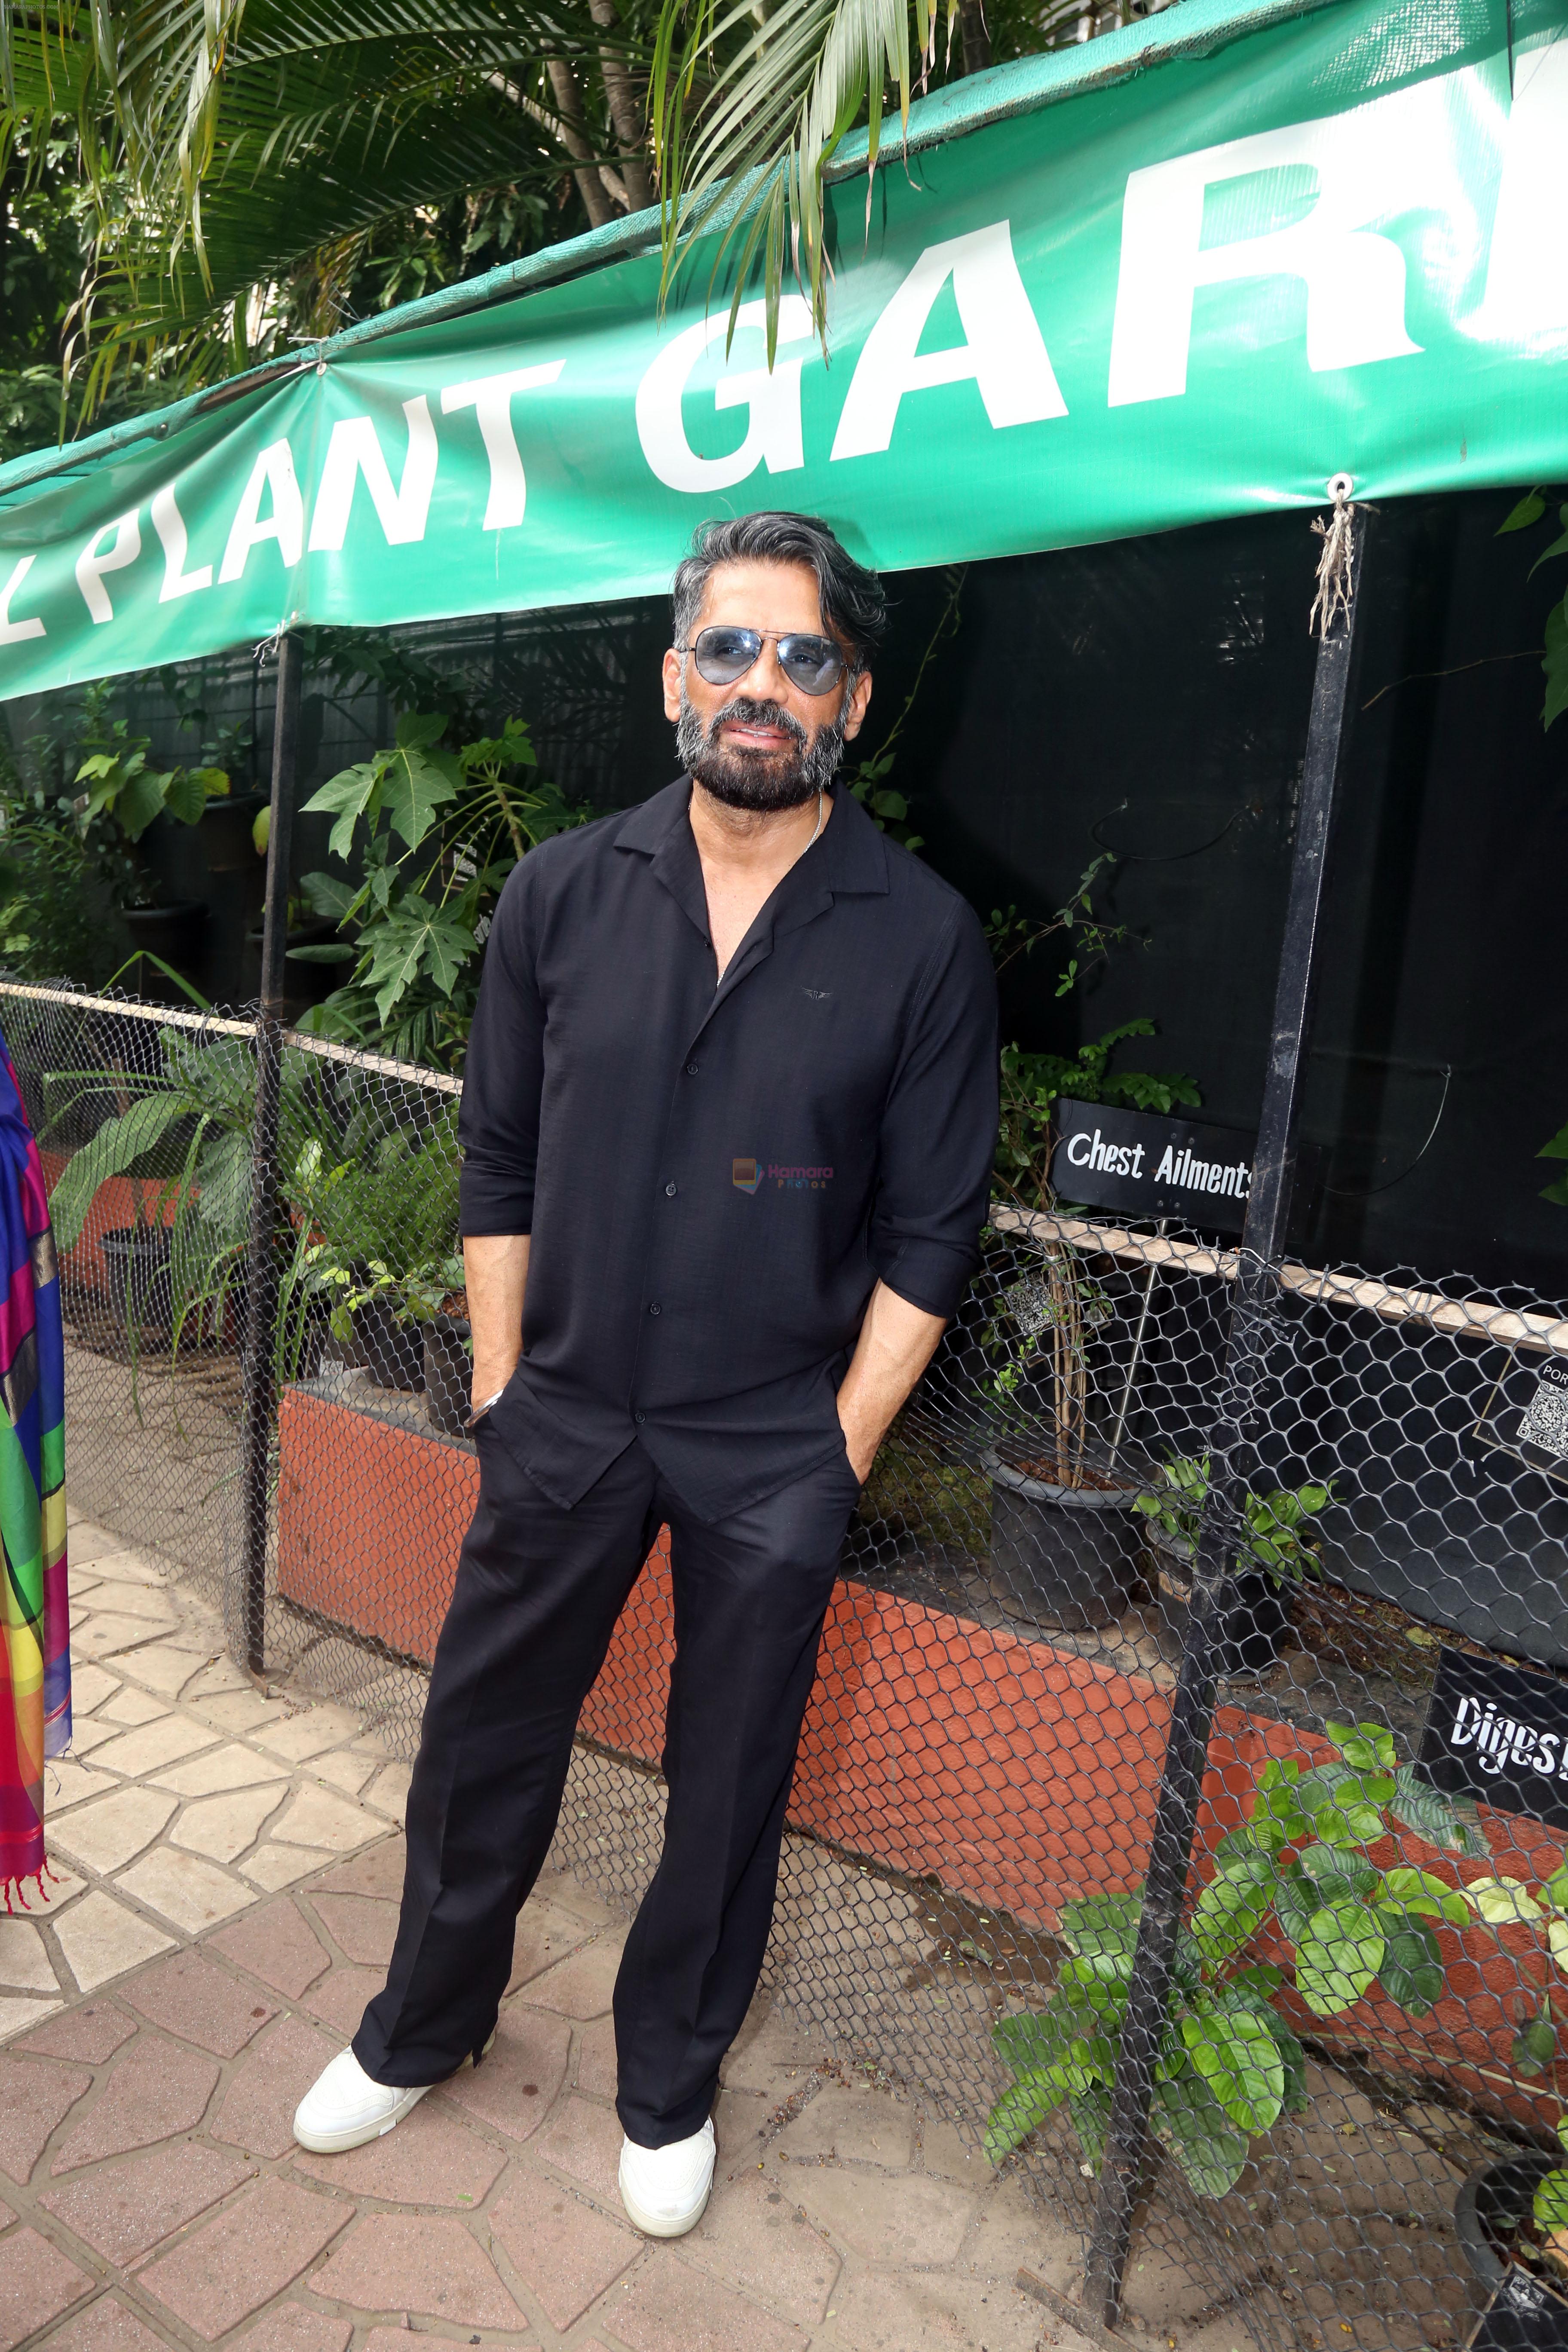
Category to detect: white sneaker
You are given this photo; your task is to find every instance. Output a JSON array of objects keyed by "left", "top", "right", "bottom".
[
  {"left": 618, "top": 2118, "right": 716, "bottom": 2238},
  {"left": 293, "top": 2049, "right": 432, "bottom": 2153}
]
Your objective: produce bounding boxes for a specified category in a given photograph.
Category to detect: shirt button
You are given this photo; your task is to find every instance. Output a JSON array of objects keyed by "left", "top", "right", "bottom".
[
  {"left": 664, "top": 1181, "right": 677, "bottom": 1197},
  {"left": 647, "top": 1302, "right": 662, "bottom": 1317},
  {"left": 685, "top": 1061, "right": 699, "bottom": 1075},
  {"left": 634, "top": 1410, "right": 646, "bottom": 1424}
]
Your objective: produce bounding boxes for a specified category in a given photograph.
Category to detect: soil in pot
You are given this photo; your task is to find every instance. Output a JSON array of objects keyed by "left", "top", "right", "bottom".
[
  {"left": 1153, "top": 1539, "right": 1291, "bottom": 1676},
  {"left": 987, "top": 1455, "right": 1144, "bottom": 1631},
  {"left": 425, "top": 1316, "right": 473, "bottom": 1438},
  {"left": 100, "top": 1225, "right": 174, "bottom": 1339}
]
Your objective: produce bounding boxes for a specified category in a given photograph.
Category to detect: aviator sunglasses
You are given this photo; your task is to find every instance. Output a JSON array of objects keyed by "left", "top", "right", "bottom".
[{"left": 678, "top": 624, "right": 846, "bottom": 697}]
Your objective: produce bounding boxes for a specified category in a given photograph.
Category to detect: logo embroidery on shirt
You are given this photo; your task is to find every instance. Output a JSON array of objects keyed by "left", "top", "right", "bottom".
[
  {"left": 732, "top": 1158, "right": 762, "bottom": 1193},
  {"left": 802, "top": 987, "right": 832, "bottom": 1001}
]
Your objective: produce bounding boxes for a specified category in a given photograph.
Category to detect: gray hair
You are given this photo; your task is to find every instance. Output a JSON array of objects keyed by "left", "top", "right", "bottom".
[{"left": 671, "top": 511, "right": 887, "bottom": 673}]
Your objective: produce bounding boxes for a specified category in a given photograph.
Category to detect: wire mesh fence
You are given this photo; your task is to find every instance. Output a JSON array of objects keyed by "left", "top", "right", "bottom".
[{"left": 10, "top": 974, "right": 1568, "bottom": 2352}]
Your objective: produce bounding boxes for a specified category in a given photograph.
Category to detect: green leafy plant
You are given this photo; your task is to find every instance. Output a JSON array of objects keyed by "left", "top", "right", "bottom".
[
  {"left": 1133, "top": 1454, "right": 1335, "bottom": 1588},
  {"left": 1497, "top": 488, "right": 1568, "bottom": 733},
  {"left": 986, "top": 1720, "right": 1494, "bottom": 2199},
  {"left": 73, "top": 712, "right": 229, "bottom": 901},
  {"left": 297, "top": 710, "right": 594, "bottom": 1071},
  {"left": 1534, "top": 2116, "right": 1568, "bottom": 2260}
]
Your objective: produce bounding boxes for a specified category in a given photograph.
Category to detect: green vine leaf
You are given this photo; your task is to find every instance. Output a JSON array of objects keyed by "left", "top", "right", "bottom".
[
  {"left": 1294, "top": 1899, "right": 1385, "bottom": 2017},
  {"left": 1152, "top": 2061, "right": 1251, "bottom": 2199},
  {"left": 1180, "top": 2009, "right": 1285, "bottom": 2134},
  {"left": 1191, "top": 1855, "right": 1275, "bottom": 1965},
  {"left": 1376, "top": 1919, "right": 1444, "bottom": 2015},
  {"left": 1498, "top": 489, "right": 1549, "bottom": 533}
]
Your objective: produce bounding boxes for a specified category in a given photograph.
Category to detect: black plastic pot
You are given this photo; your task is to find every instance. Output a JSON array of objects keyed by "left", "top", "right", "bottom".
[
  {"left": 119, "top": 899, "right": 208, "bottom": 976},
  {"left": 240, "top": 916, "right": 345, "bottom": 1014},
  {"left": 1152, "top": 1538, "right": 1290, "bottom": 1676},
  {"left": 424, "top": 1317, "right": 473, "bottom": 1438},
  {"left": 986, "top": 1455, "right": 1143, "bottom": 1631},
  {"left": 99, "top": 1225, "right": 173, "bottom": 1338},
  {"left": 201, "top": 791, "right": 265, "bottom": 873},
  {"left": 1455, "top": 2153, "right": 1568, "bottom": 2348},
  {"left": 354, "top": 1293, "right": 425, "bottom": 1392}
]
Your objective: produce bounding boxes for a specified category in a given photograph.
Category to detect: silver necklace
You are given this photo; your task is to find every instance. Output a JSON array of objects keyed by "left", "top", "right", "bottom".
[{"left": 805, "top": 789, "right": 826, "bottom": 848}]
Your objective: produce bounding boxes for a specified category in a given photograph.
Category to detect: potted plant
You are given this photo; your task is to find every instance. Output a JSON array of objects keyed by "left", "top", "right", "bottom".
[
  {"left": 986, "top": 1719, "right": 1502, "bottom": 2198},
  {"left": 299, "top": 1120, "right": 462, "bottom": 1393},
  {"left": 1133, "top": 1453, "right": 1332, "bottom": 1675},
  {"left": 72, "top": 708, "right": 232, "bottom": 976},
  {"left": 398, "top": 1257, "right": 472, "bottom": 1437},
  {"left": 1455, "top": 2122, "right": 1568, "bottom": 2340}
]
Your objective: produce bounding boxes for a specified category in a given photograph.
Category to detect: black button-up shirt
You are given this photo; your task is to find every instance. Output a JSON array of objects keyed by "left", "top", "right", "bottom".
[{"left": 458, "top": 777, "right": 999, "bottom": 1522}]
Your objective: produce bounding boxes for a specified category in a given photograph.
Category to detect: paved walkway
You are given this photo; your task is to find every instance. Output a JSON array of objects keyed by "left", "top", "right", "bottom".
[{"left": 0, "top": 1514, "right": 1200, "bottom": 2352}]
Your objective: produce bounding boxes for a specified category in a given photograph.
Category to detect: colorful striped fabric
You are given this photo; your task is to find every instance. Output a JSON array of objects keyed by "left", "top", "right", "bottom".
[{"left": 0, "top": 1034, "right": 67, "bottom": 1908}]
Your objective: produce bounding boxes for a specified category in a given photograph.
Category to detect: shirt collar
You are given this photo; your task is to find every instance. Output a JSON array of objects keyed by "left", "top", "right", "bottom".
[{"left": 614, "top": 776, "right": 891, "bottom": 903}]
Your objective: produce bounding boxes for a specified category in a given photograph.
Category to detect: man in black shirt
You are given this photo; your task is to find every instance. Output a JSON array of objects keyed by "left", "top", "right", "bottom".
[{"left": 294, "top": 511, "right": 998, "bottom": 2236}]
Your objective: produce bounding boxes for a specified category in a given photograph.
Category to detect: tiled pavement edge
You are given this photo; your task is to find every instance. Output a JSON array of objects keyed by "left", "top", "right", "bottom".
[{"left": 0, "top": 1516, "right": 1254, "bottom": 2352}]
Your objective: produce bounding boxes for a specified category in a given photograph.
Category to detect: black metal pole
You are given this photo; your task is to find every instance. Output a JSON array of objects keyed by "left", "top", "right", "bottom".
[
  {"left": 1081, "top": 499, "right": 1371, "bottom": 2329},
  {"left": 239, "top": 631, "right": 301, "bottom": 1679}
]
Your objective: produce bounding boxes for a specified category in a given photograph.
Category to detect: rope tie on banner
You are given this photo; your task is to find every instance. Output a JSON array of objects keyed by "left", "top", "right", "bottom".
[{"left": 1309, "top": 472, "right": 1357, "bottom": 639}]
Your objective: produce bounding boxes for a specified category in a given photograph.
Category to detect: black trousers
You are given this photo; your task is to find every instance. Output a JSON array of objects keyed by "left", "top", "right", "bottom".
[{"left": 353, "top": 1424, "right": 858, "bottom": 2145}]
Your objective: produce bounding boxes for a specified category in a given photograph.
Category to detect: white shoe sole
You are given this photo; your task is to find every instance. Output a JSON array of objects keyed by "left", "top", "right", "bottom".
[
  {"left": 618, "top": 2170, "right": 713, "bottom": 2239},
  {"left": 294, "top": 2079, "right": 432, "bottom": 2154},
  {"left": 293, "top": 2029, "right": 497, "bottom": 2156}
]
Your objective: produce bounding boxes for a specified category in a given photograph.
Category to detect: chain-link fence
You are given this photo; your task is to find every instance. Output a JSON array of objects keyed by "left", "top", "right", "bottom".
[{"left": 10, "top": 973, "right": 1568, "bottom": 2352}]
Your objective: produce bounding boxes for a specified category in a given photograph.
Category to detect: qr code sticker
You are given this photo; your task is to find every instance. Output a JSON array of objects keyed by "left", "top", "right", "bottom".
[{"left": 1518, "top": 1361, "right": 1568, "bottom": 1463}]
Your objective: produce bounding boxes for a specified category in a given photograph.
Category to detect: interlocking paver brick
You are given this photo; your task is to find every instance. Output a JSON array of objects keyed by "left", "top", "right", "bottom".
[
  {"left": 303, "top": 1964, "right": 382, "bottom": 2041},
  {"left": 211, "top": 2014, "right": 339, "bottom": 2161},
  {"left": 360, "top": 2334, "right": 479, "bottom": 2352},
  {"left": 123, "top": 1951, "right": 277, "bottom": 2058},
  {"left": 784, "top": 2167, "right": 974, "bottom": 2266},
  {"left": 309, "top": 1896, "right": 397, "bottom": 1968},
  {"left": 169, "top": 1786, "right": 286, "bottom": 1865},
  {"left": 42, "top": 1761, "right": 119, "bottom": 1816},
  {"left": 309, "top": 1752, "right": 377, "bottom": 1800},
  {"left": 362, "top": 1765, "right": 410, "bottom": 1824},
  {"left": 920, "top": 2115, "right": 984, "bottom": 2182},
  {"left": 240, "top": 1845, "right": 329, "bottom": 1890},
  {"left": 187, "top": 1691, "right": 282, "bottom": 1735},
  {"left": 295, "top": 2100, "right": 506, "bottom": 2207},
  {"left": 778, "top": 2086, "right": 914, "bottom": 2169},
  {"left": 151, "top": 1747, "right": 288, "bottom": 1799},
  {"left": 489, "top": 2178, "right": 640, "bottom": 2329},
  {"left": 230, "top": 2307, "right": 352, "bottom": 2352},
  {"left": 575, "top": 2015, "right": 616, "bottom": 2098},
  {"left": 40, "top": 2140, "right": 254, "bottom": 2264},
  {"left": 71, "top": 1619, "right": 171, "bottom": 1663},
  {"left": 49, "top": 1788, "right": 178, "bottom": 1876},
  {"left": 67, "top": 1664, "right": 120, "bottom": 1714},
  {"left": 832, "top": 2267, "right": 1047, "bottom": 2351},
  {"left": 51, "top": 2034, "right": 220, "bottom": 2173},
  {"left": 230, "top": 2309, "right": 351, "bottom": 2352},
  {"left": 0, "top": 1994, "right": 62, "bottom": 2042},
  {"left": 265, "top": 1785, "right": 378, "bottom": 1853},
  {"left": 522, "top": 1937, "right": 622, "bottom": 2020},
  {"left": 0, "top": 2196, "right": 13, "bottom": 2230},
  {"left": 88, "top": 1720, "right": 214, "bottom": 1779},
  {"left": 532, "top": 2095, "right": 625, "bottom": 2201},
  {"left": 15, "top": 2003, "right": 136, "bottom": 2064},
  {"left": 0, "top": 2223, "right": 93, "bottom": 2349},
  {"left": 210, "top": 1900, "right": 329, "bottom": 2001},
  {"left": 609, "top": 2258, "right": 805, "bottom": 2352},
  {"left": 436, "top": 2008, "right": 571, "bottom": 2143},
  {"left": 52, "top": 1893, "right": 174, "bottom": 1994},
  {"left": 138, "top": 2176, "right": 349, "bottom": 2342},
  {"left": 506, "top": 1897, "right": 595, "bottom": 1993},
  {"left": 114, "top": 1848, "right": 255, "bottom": 1934},
  {"left": 41, "top": 2291, "right": 176, "bottom": 2352},
  {"left": 0, "top": 2054, "right": 92, "bottom": 2184},
  {"left": 0, "top": 1917, "right": 58, "bottom": 1992},
  {"left": 309, "top": 2214, "right": 529, "bottom": 2329},
  {"left": 681, "top": 2170, "right": 841, "bottom": 2326},
  {"left": 96, "top": 1687, "right": 168, "bottom": 1727},
  {"left": 252, "top": 1709, "right": 361, "bottom": 1765},
  {"left": 313, "top": 1841, "right": 405, "bottom": 1902}
]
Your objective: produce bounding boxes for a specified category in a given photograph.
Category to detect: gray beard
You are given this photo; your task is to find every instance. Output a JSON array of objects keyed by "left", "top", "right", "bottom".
[{"left": 676, "top": 688, "right": 848, "bottom": 811}]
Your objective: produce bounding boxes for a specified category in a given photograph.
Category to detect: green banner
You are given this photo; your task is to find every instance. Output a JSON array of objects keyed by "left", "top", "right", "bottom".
[{"left": 2, "top": 0, "right": 1566, "bottom": 698}]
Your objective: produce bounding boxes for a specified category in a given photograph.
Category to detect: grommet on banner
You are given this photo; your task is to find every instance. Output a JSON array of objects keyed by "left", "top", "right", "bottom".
[{"left": 1310, "top": 472, "right": 1357, "bottom": 640}]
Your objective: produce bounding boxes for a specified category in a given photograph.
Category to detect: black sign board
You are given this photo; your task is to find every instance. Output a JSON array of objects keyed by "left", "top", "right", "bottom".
[
  {"left": 1049, "top": 1101, "right": 1258, "bottom": 1233},
  {"left": 1418, "top": 1645, "right": 1568, "bottom": 1831},
  {"left": 1467, "top": 2267, "right": 1568, "bottom": 2352}
]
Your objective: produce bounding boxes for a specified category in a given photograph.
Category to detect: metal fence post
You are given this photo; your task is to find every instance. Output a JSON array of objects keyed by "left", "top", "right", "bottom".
[
  {"left": 239, "top": 631, "right": 302, "bottom": 1678},
  {"left": 1082, "top": 496, "right": 1372, "bottom": 2328}
]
